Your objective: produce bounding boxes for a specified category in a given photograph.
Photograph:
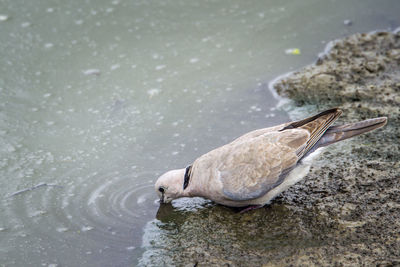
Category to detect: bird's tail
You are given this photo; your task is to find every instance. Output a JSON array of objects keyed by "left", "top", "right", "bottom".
[{"left": 317, "top": 117, "right": 387, "bottom": 147}]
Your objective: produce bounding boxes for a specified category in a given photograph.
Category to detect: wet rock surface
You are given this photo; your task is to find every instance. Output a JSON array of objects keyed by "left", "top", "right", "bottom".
[
  {"left": 272, "top": 30, "right": 400, "bottom": 266},
  {"left": 141, "top": 31, "right": 400, "bottom": 266}
]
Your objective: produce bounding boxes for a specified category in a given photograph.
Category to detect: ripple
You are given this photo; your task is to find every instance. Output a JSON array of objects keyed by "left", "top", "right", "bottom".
[{"left": 2, "top": 168, "right": 160, "bottom": 266}]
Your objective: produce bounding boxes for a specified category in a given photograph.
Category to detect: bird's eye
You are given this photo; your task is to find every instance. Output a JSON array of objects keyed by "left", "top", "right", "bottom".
[{"left": 158, "top": 187, "right": 165, "bottom": 193}]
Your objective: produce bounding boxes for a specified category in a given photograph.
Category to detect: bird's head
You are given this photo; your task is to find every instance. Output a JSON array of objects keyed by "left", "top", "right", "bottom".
[{"left": 155, "top": 169, "right": 186, "bottom": 204}]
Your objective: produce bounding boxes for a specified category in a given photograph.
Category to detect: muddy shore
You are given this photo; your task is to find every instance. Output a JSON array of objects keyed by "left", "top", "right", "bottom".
[{"left": 140, "top": 30, "right": 400, "bottom": 266}]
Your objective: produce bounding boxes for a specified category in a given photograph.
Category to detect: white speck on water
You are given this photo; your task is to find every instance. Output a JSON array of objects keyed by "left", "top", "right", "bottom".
[
  {"left": 171, "top": 151, "right": 179, "bottom": 155},
  {"left": 226, "top": 87, "right": 232, "bottom": 91},
  {"left": 47, "top": 7, "right": 54, "bottom": 13},
  {"left": 110, "top": 64, "right": 120, "bottom": 70},
  {"left": 265, "top": 113, "right": 276, "bottom": 118},
  {"left": 147, "top": 88, "right": 160, "bottom": 97},
  {"left": 112, "top": 0, "right": 120, "bottom": 5},
  {"left": 344, "top": 19, "right": 352, "bottom": 26},
  {"left": 31, "top": 107, "right": 38, "bottom": 112},
  {"left": 19, "top": 232, "right": 28, "bottom": 238},
  {"left": 0, "top": 15, "right": 9, "bottom": 21},
  {"left": 48, "top": 264, "right": 58, "bottom": 267},
  {"left": 56, "top": 227, "right": 69, "bottom": 232},
  {"left": 190, "top": 58, "right": 199, "bottom": 63},
  {"left": 30, "top": 210, "right": 47, "bottom": 217},
  {"left": 0, "top": 227, "right": 5, "bottom": 232},
  {"left": 156, "top": 78, "right": 163, "bottom": 83},
  {"left": 21, "top": 22, "right": 31, "bottom": 28},
  {"left": 126, "top": 246, "right": 135, "bottom": 251},
  {"left": 6, "top": 144, "right": 15, "bottom": 152},
  {"left": 106, "top": 7, "right": 114, "bottom": 13},
  {"left": 285, "top": 48, "right": 301, "bottom": 55},
  {"left": 88, "top": 108, "right": 99, "bottom": 114},
  {"left": 155, "top": 65, "right": 166, "bottom": 70},
  {"left": 83, "top": 69, "right": 101, "bottom": 75},
  {"left": 44, "top": 43, "right": 54, "bottom": 48},
  {"left": 250, "top": 105, "right": 261, "bottom": 112},
  {"left": 43, "top": 93, "right": 52, "bottom": 98},
  {"left": 137, "top": 195, "right": 146, "bottom": 204},
  {"left": 258, "top": 12, "right": 265, "bottom": 18},
  {"left": 75, "top": 20, "right": 83, "bottom": 25},
  {"left": 131, "top": 64, "right": 137, "bottom": 69},
  {"left": 81, "top": 226, "right": 94, "bottom": 232}
]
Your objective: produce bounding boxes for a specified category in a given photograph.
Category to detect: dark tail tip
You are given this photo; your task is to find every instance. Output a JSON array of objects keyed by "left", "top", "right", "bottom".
[{"left": 318, "top": 116, "right": 388, "bottom": 147}]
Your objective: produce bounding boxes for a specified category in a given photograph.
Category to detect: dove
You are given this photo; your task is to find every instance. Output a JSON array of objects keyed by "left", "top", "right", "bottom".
[{"left": 155, "top": 108, "right": 387, "bottom": 211}]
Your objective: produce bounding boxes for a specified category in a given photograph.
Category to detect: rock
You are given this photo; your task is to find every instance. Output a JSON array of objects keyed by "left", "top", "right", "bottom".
[{"left": 272, "top": 30, "right": 400, "bottom": 266}]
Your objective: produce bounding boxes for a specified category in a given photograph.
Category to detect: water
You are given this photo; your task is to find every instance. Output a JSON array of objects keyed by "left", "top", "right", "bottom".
[{"left": 0, "top": 0, "right": 399, "bottom": 266}]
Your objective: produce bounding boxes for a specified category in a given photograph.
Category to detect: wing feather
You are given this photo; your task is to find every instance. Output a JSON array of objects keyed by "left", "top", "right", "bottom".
[{"left": 219, "top": 130, "right": 305, "bottom": 201}]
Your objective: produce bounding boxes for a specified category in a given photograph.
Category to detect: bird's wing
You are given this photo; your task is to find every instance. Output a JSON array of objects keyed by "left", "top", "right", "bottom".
[
  {"left": 219, "top": 108, "right": 343, "bottom": 201},
  {"left": 280, "top": 108, "right": 342, "bottom": 158},
  {"left": 219, "top": 129, "right": 307, "bottom": 201}
]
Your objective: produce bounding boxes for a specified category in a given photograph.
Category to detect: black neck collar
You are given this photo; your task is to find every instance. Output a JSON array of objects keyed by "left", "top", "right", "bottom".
[{"left": 183, "top": 165, "right": 192, "bottom": 190}]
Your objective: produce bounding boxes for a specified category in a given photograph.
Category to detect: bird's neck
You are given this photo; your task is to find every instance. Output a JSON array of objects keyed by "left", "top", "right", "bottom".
[
  {"left": 172, "top": 174, "right": 192, "bottom": 199},
  {"left": 178, "top": 177, "right": 198, "bottom": 198},
  {"left": 181, "top": 173, "right": 203, "bottom": 198}
]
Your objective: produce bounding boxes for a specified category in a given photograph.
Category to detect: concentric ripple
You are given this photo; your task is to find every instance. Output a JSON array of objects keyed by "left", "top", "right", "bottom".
[{"left": 1, "top": 168, "right": 160, "bottom": 267}]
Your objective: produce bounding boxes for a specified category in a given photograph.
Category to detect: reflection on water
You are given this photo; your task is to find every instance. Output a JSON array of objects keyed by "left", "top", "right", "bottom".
[{"left": 0, "top": 0, "right": 400, "bottom": 266}]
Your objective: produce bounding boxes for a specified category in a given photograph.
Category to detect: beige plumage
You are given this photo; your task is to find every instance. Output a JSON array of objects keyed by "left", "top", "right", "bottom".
[{"left": 155, "top": 108, "right": 387, "bottom": 210}]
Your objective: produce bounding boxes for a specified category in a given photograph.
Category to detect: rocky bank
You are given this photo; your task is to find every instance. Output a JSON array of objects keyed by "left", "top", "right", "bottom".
[{"left": 140, "top": 30, "right": 400, "bottom": 266}]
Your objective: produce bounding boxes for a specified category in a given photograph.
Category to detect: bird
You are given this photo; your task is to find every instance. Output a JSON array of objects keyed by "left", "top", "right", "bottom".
[{"left": 155, "top": 108, "right": 387, "bottom": 211}]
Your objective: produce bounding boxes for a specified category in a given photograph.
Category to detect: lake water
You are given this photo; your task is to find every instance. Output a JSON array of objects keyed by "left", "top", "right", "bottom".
[{"left": 0, "top": 0, "right": 399, "bottom": 266}]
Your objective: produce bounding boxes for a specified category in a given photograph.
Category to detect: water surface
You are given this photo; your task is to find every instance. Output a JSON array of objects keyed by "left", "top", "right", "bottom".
[{"left": 0, "top": 0, "right": 399, "bottom": 266}]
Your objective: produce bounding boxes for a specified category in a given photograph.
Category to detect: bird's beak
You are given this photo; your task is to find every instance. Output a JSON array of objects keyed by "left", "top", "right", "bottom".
[{"left": 159, "top": 193, "right": 165, "bottom": 204}]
